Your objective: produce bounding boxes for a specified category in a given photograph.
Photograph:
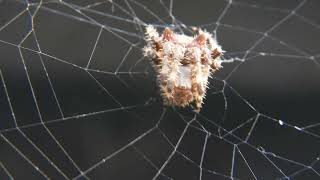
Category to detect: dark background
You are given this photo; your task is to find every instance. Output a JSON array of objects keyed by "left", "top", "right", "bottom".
[{"left": 0, "top": 0, "right": 319, "bottom": 179}]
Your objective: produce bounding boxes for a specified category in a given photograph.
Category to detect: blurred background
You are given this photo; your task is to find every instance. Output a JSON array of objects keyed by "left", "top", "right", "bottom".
[{"left": 0, "top": 0, "right": 319, "bottom": 179}]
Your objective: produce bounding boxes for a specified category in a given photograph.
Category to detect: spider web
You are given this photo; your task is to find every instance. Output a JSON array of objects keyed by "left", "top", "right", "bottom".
[{"left": 0, "top": 0, "right": 319, "bottom": 179}]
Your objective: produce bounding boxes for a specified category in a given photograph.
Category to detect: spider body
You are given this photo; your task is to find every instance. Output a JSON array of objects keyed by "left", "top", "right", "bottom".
[{"left": 143, "top": 26, "right": 222, "bottom": 112}]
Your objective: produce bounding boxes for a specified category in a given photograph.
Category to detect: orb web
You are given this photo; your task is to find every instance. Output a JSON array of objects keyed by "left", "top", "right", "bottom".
[{"left": 0, "top": 0, "right": 319, "bottom": 179}]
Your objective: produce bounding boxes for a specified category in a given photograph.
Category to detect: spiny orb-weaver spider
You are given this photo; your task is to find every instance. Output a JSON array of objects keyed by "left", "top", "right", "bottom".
[{"left": 143, "top": 25, "right": 223, "bottom": 112}]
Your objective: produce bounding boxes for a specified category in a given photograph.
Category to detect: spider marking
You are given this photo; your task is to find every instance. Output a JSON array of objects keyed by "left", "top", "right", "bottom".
[{"left": 143, "top": 25, "right": 223, "bottom": 112}]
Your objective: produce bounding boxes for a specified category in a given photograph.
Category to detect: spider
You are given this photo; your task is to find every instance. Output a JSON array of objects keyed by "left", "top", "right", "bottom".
[{"left": 143, "top": 25, "right": 223, "bottom": 112}]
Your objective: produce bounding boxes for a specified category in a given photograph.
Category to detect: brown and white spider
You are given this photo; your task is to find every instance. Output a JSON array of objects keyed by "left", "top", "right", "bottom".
[{"left": 143, "top": 25, "right": 223, "bottom": 112}]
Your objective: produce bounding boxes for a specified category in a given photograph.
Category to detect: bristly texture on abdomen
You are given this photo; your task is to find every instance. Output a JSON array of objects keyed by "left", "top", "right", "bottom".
[{"left": 143, "top": 25, "right": 223, "bottom": 112}]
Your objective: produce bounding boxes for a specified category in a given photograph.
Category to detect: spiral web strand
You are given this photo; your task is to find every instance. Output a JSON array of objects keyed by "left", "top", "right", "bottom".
[{"left": 0, "top": 0, "right": 319, "bottom": 179}]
